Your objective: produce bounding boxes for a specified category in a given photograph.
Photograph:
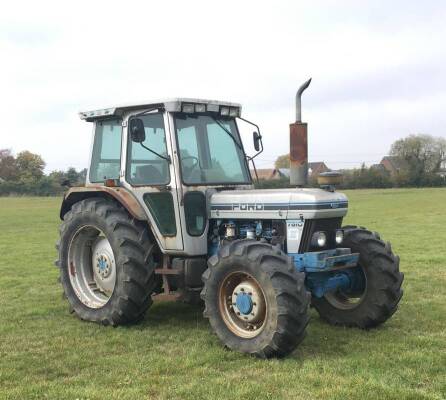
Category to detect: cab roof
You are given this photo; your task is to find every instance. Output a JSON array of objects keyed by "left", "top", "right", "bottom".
[{"left": 79, "top": 98, "right": 242, "bottom": 122}]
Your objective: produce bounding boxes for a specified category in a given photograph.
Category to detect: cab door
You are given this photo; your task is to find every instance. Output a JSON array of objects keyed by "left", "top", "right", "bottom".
[
  {"left": 121, "top": 111, "right": 184, "bottom": 252},
  {"left": 168, "top": 113, "right": 212, "bottom": 256}
]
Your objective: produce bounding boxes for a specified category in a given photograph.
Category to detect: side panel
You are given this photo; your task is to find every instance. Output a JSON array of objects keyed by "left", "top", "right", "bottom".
[
  {"left": 143, "top": 192, "right": 177, "bottom": 236},
  {"left": 209, "top": 189, "right": 348, "bottom": 220}
]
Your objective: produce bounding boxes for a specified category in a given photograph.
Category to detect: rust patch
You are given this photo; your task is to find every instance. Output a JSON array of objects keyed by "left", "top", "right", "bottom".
[
  {"left": 63, "top": 186, "right": 147, "bottom": 220},
  {"left": 152, "top": 292, "right": 182, "bottom": 302},
  {"left": 69, "top": 261, "right": 75, "bottom": 276},
  {"left": 155, "top": 268, "right": 182, "bottom": 275},
  {"left": 289, "top": 122, "right": 308, "bottom": 167}
]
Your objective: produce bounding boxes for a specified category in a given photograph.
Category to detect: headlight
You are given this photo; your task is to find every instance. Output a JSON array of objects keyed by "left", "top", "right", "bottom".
[
  {"left": 182, "top": 103, "right": 194, "bottom": 113},
  {"left": 335, "top": 229, "right": 344, "bottom": 244},
  {"left": 207, "top": 104, "right": 219, "bottom": 112},
  {"left": 195, "top": 104, "right": 206, "bottom": 113},
  {"left": 229, "top": 107, "right": 239, "bottom": 117},
  {"left": 220, "top": 106, "right": 230, "bottom": 116},
  {"left": 311, "top": 231, "right": 327, "bottom": 247}
]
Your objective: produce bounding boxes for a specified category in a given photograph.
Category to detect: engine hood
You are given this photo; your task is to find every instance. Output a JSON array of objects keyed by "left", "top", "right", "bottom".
[{"left": 209, "top": 188, "right": 348, "bottom": 220}]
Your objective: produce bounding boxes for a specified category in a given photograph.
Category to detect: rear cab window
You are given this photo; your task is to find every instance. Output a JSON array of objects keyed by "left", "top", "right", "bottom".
[{"left": 90, "top": 119, "right": 122, "bottom": 183}]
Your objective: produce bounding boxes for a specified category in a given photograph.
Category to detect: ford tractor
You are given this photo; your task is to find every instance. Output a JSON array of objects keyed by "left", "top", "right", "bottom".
[{"left": 56, "top": 79, "right": 404, "bottom": 358}]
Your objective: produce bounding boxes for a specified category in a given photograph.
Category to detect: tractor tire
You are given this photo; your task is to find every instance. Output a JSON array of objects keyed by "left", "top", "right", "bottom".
[
  {"left": 201, "top": 240, "right": 310, "bottom": 358},
  {"left": 312, "top": 226, "right": 404, "bottom": 328},
  {"left": 55, "top": 198, "right": 158, "bottom": 326}
]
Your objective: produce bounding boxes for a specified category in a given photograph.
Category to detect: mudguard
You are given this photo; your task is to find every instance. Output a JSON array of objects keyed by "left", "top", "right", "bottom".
[{"left": 60, "top": 186, "right": 147, "bottom": 221}]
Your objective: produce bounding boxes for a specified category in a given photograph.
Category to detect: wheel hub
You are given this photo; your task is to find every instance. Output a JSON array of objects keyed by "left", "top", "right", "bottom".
[
  {"left": 235, "top": 293, "right": 253, "bottom": 314},
  {"left": 231, "top": 281, "right": 265, "bottom": 323},
  {"left": 92, "top": 237, "right": 116, "bottom": 291},
  {"left": 95, "top": 254, "right": 112, "bottom": 278}
]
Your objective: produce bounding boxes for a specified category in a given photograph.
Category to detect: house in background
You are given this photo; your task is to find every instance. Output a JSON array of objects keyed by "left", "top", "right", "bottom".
[
  {"left": 277, "top": 163, "right": 330, "bottom": 179},
  {"left": 251, "top": 168, "right": 282, "bottom": 180},
  {"left": 379, "top": 156, "right": 409, "bottom": 176},
  {"left": 438, "top": 160, "right": 446, "bottom": 178},
  {"left": 370, "top": 163, "right": 388, "bottom": 173},
  {"left": 251, "top": 162, "right": 330, "bottom": 181},
  {"left": 308, "top": 162, "right": 330, "bottom": 177},
  {"left": 277, "top": 168, "right": 290, "bottom": 178},
  {"left": 373, "top": 156, "right": 446, "bottom": 178}
]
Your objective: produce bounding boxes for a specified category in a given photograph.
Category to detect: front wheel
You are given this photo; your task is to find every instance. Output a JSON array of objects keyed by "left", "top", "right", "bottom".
[
  {"left": 201, "top": 240, "right": 310, "bottom": 358},
  {"left": 312, "top": 226, "right": 404, "bottom": 328}
]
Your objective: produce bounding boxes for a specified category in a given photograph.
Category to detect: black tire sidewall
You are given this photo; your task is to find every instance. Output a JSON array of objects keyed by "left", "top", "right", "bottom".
[
  {"left": 319, "top": 236, "right": 374, "bottom": 318},
  {"left": 312, "top": 228, "right": 402, "bottom": 327},
  {"left": 205, "top": 255, "right": 281, "bottom": 354}
]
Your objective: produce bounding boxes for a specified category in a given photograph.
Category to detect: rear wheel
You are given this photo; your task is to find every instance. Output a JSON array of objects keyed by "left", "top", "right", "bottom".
[
  {"left": 201, "top": 240, "right": 310, "bottom": 358},
  {"left": 312, "top": 226, "right": 404, "bottom": 328},
  {"left": 56, "top": 198, "right": 159, "bottom": 325}
]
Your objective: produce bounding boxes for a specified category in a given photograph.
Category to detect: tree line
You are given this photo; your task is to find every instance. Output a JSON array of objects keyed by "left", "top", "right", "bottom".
[
  {"left": 0, "top": 149, "right": 86, "bottom": 196},
  {"left": 1, "top": 134, "right": 445, "bottom": 195}
]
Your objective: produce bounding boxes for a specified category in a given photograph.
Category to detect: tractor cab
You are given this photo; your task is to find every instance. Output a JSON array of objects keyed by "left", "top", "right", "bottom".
[{"left": 80, "top": 99, "right": 254, "bottom": 254}]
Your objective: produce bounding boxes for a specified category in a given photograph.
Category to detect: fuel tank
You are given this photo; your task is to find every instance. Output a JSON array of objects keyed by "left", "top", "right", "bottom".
[{"left": 209, "top": 188, "right": 348, "bottom": 220}]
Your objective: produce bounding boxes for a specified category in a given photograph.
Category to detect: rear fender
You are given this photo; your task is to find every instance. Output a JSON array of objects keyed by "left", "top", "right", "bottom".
[{"left": 60, "top": 186, "right": 147, "bottom": 221}]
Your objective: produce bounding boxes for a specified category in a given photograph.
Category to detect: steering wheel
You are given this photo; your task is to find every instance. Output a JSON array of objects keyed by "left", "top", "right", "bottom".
[
  {"left": 181, "top": 155, "right": 203, "bottom": 181},
  {"left": 181, "top": 156, "right": 200, "bottom": 170}
]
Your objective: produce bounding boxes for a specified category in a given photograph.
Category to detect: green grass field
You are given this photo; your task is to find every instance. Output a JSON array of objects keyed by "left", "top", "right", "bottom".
[{"left": 0, "top": 189, "right": 445, "bottom": 400}]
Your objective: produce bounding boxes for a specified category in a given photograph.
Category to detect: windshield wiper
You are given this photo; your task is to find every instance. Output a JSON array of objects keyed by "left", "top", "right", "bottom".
[
  {"left": 139, "top": 143, "right": 171, "bottom": 163},
  {"left": 211, "top": 117, "right": 246, "bottom": 154}
]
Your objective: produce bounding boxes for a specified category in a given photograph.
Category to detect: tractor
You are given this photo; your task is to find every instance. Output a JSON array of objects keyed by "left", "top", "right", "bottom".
[{"left": 56, "top": 79, "right": 403, "bottom": 358}]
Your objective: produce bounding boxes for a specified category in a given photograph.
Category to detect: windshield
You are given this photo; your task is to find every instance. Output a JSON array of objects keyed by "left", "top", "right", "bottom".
[{"left": 175, "top": 114, "right": 250, "bottom": 185}]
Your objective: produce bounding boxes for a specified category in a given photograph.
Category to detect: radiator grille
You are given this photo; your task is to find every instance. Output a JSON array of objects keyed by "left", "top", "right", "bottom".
[{"left": 298, "top": 217, "right": 343, "bottom": 253}]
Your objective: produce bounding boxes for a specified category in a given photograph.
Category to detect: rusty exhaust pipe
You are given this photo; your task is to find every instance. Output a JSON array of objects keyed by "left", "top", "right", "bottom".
[{"left": 290, "top": 78, "right": 312, "bottom": 187}]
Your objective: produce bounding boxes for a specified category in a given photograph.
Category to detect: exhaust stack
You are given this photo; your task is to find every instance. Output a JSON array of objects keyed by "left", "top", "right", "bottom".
[{"left": 290, "top": 78, "right": 311, "bottom": 187}]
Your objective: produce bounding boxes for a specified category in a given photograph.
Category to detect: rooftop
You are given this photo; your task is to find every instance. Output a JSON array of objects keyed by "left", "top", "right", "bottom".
[
  {"left": 79, "top": 98, "right": 242, "bottom": 122},
  {"left": 381, "top": 156, "right": 409, "bottom": 171}
]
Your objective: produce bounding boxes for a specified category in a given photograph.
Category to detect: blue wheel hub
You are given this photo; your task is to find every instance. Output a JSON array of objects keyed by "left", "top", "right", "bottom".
[
  {"left": 98, "top": 257, "right": 108, "bottom": 271},
  {"left": 235, "top": 292, "right": 253, "bottom": 315},
  {"left": 95, "top": 253, "right": 112, "bottom": 279}
]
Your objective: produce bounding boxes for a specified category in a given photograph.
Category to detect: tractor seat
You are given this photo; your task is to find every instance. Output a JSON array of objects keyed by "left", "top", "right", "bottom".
[{"left": 135, "top": 165, "right": 165, "bottom": 185}]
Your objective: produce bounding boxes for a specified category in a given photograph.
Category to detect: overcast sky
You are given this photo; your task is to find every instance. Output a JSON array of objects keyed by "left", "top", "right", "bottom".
[{"left": 1, "top": 0, "right": 445, "bottom": 172}]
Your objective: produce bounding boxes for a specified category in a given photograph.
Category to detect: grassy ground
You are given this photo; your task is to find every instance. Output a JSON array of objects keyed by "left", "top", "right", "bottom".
[{"left": 0, "top": 188, "right": 445, "bottom": 400}]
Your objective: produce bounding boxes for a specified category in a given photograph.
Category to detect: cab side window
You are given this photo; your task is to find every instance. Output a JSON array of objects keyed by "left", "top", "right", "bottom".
[
  {"left": 90, "top": 119, "right": 122, "bottom": 183},
  {"left": 127, "top": 113, "right": 170, "bottom": 185}
]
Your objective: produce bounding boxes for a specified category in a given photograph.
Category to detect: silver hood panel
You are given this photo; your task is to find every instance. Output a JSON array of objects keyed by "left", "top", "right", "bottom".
[{"left": 209, "top": 188, "right": 348, "bottom": 219}]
